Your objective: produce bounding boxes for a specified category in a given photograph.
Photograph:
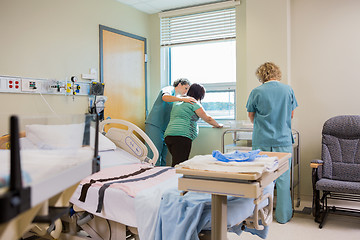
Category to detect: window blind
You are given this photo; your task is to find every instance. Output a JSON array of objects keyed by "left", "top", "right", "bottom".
[{"left": 160, "top": 8, "right": 236, "bottom": 47}]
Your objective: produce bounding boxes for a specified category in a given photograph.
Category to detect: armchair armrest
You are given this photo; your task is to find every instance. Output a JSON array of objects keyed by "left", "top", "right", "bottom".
[
  {"left": 311, "top": 159, "right": 323, "bottom": 218},
  {"left": 310, "top": 159, "right": 323, "bottom": 169}
]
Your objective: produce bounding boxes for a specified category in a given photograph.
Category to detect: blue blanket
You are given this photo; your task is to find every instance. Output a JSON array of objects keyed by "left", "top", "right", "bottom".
[
  {"left": 0, "top": 171, "right": 32, "bottom": 188},
  {"left": 154, "top": 182, "right": 274, "bottom": 240},
  {"left": 212, "top": 149, "right": 263, "bottom": 162}
]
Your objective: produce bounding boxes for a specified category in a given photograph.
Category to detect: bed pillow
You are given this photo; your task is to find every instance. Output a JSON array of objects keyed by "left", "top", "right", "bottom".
[
  {"left": 20, "top": 137, "right": 38, "bottom": 149},
  {"left": 25, "top": 123, "right": 84, "bottom": 149},
  {"left": 90, "top": 127, "right": 117, "bottom": 152},
  {"left": 25, "top": 123, "right": 116, "bottom": 151}
]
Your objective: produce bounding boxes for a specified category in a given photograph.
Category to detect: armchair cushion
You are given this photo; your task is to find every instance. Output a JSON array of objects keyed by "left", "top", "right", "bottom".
[{"left": 316, "top": 178, "right": 360, "bottom": 194}]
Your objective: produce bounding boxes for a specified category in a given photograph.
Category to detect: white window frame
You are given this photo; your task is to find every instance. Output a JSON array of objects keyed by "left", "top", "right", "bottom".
[
  {"left": 199, "top": 82, "right": 236, "bottom": 124},
  {"left": 160, "top": 6, "right": 237, "bottom": 122}
]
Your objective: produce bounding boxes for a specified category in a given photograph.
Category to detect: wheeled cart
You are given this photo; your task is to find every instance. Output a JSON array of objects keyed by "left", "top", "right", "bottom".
[{"left": 221, "top": 127, "right": 301, "bottom": 209}]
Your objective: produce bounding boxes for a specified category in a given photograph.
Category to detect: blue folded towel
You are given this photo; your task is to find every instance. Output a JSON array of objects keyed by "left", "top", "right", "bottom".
[{"left": 212, "top": 149, "right": 262, "bottom": 162}]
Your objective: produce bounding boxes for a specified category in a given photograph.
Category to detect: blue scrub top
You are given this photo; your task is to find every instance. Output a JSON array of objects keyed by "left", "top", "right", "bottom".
[
  {"left": 145, "top": 86, "right": 175, "bottom": 131},
  {"left": 246, "top": 81, "right": 298, "bottom": 147}
]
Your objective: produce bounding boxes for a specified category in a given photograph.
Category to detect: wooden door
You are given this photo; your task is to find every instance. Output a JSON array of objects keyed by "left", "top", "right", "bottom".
[{"left": 100, "top": 25, "right": 147, "bottom": 129}]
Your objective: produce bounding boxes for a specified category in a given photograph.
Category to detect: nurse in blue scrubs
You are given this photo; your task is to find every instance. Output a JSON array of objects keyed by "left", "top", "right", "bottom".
[
  {"left": 246, "top": 62, "right": 298, "bottom": 224},
  {"left": 145, "top": 78, "right": 195, "bottom": 166}
]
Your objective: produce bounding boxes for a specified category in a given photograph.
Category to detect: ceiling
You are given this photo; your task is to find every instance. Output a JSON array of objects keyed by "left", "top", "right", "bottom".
[{"left": 116, "top": 0, "right": 226, "bottom": 14}]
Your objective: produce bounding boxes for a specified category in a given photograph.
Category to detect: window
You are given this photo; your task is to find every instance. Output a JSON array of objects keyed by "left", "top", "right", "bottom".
[
  {"left": 160, "top": 8, "right": 236, "bottom": 120},
  {"left": 169, "top": 41, "right": 236, "bottom": 119},
  {"left": 201, "top": 90, "right": 235, "bottom": 120}
]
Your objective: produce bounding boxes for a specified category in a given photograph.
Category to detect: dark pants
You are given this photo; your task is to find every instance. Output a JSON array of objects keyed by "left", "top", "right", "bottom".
[{"left": 164, "top": 136, "right": 192, "bottom": 167}]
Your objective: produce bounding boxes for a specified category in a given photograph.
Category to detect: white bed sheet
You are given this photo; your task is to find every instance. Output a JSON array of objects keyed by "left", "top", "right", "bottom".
[
  {"left": 71, "top": 179, "right": 138, "bottom": 226},
  {"left": 70, "top": 164, "right": 273, "bottom": 240},
  {"left": 0, "top": 148, "right": 93, "bottom": 207},
  {"left": 1, "top": 149, "right": 92, "bottom": 184},
  {"left": 70, "top": 146, "right": 142, "bottom": 227},
  {"left": 8, "top": 137, "right": 142, "bottom": 224},
  {"left": 70, "top": 165, "right": 179, "bottom": 231},
  {"left": 99, "top": 147, "right": 141, "bottom": 169}
]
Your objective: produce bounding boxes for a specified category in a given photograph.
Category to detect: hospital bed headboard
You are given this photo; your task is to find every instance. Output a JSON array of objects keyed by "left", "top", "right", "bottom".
[{"left": 99, "top": 119, "right": 159, "bottom": 165}]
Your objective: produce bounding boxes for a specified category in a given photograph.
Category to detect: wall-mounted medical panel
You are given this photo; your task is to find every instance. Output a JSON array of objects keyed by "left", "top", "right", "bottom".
[{"left": 0, "top": 76, "right": 91, "bottom": 96}]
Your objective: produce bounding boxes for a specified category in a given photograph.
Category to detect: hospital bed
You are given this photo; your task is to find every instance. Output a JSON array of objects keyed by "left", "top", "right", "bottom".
[
  {"left": 66, "top": 119, "right": 290, "bottom": 240},
  {"left": 0, "top": 114, "right": 98, "bottom": 240}
]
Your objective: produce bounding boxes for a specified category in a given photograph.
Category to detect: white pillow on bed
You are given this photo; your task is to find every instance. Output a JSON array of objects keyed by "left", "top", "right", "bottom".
[
  {"left": 20, "top": 137, "right": 37, "bottom": 149},
  {"left": 90, "top": 127, "right": 116, "bottom": 152},
  {"left": 26, "top": 123, "right": 84, "bottom": 149},
  {"left": 25, "top": 124, "right": 116, "bottom": 151}
]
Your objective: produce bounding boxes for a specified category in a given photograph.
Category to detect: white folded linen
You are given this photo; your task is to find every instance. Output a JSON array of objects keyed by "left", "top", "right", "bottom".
[{"left": 177, "top": 154, "right": 279, "bottom": 173}]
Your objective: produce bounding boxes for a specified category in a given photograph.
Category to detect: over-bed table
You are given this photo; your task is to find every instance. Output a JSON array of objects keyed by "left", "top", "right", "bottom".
[{"left": 176, "top": 151, "right": 291, "bottom": 240}]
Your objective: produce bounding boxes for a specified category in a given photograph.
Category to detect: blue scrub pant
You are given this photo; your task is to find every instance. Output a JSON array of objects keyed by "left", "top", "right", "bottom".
[
  {"left": 252, "top": 145, "right": 293, "bottom": 224},
  {"left": 145, "top": 123, "right": 168, "bottom": 166}
]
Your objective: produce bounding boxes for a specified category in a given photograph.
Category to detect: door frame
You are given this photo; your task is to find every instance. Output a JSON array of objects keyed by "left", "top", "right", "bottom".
[{"left": 99, "top": 24, "right": 148, "bottom": 116}]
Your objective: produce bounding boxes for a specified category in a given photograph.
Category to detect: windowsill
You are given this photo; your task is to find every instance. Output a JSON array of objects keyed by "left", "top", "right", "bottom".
[
  {"left": 198, "top": 123, "right": 215, "bottom": 128},
  {"left": 198, "top": 121, "right": 233, "bottom": 128},
  {"left": 198, "top": 120, "right": 253, "bottom": 129}
]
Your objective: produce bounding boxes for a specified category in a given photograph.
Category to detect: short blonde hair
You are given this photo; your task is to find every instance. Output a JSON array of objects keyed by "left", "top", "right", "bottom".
[{"left": 255, "top": 62, "right": 282, "bottom": 83}]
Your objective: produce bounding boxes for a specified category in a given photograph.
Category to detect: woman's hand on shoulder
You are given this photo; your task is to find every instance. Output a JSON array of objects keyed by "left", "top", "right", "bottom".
[{"left": 181, "top": 96, "right": 197, "bottom": 104}]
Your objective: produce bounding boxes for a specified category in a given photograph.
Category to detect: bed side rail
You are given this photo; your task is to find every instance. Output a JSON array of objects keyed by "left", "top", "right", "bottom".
[
  {"left": 243, "top": 192, "right": 273, "bottom": 230},
  {"left": 99, "top": 119, "right": 159, "bottom": 165}
]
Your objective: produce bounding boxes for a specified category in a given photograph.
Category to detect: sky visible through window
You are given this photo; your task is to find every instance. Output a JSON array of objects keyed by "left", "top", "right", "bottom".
[
  {"left": 170, "top": 41, "right": 236, "bottom": 119},
  {"left": 171, "top": 41, "right": 235, "bottom": 85}
]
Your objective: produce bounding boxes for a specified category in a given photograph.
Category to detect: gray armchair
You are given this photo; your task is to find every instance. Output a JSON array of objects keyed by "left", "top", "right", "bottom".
[{"left": 311, "top": 115, "right": 360, "bottom": 228}]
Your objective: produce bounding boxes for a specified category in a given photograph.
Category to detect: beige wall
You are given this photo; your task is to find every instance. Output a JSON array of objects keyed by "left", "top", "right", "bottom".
[
  {"left": 291, "top": 0, "right": 360, "bottom": 196},
  {"left": 0, "top": 0, "right": 151, "bottom": 133},
  {"left": 148, "top": 14, "right": 162, "bottom": 113}
]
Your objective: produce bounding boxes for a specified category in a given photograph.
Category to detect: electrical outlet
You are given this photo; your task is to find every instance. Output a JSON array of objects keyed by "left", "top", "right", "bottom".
[
  {"left": 0, "top": 77, "right": 22, "bottom": 92},
  {"left": 22, "top": 78, "right": 41, "bottom": 92}
]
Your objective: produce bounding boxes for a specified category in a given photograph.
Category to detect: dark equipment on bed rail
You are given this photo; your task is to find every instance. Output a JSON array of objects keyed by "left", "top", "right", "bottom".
[
  {"left": 0, "top": 115, "right": 31, "bottom": 223},
  {"left": 93, "top": 113, "right": 101, "bottom": 173}
]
